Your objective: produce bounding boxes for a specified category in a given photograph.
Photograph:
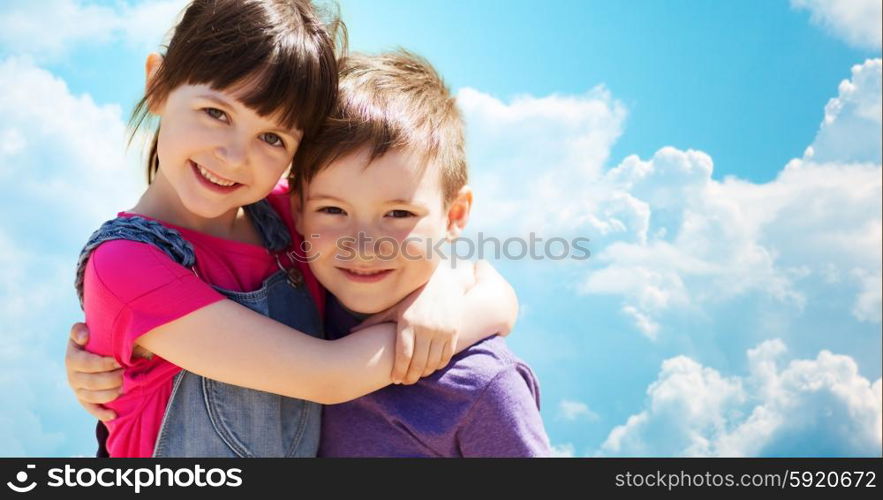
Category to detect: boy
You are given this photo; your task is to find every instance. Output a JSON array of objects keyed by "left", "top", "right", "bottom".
[
  {"left": 292, "top": 50, "right": 550, "bottom": 456},
  {"left": 67, "top": 50, "right": 551, "bottom": 457}
]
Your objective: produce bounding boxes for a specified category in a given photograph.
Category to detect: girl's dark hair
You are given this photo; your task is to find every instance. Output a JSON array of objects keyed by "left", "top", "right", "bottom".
[{"left": 131, "top": 0, "right": 345, "bottom": 183}]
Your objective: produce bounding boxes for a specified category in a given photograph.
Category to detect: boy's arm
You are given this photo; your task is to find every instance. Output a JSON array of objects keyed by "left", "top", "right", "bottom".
[{"left": 457, "top": 366, "right": 551, "bottom": 457}]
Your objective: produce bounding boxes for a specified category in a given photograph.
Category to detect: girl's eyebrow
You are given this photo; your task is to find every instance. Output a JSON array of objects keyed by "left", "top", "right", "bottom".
[{"left": 196, "top": 93, "right": 235, "bottom": 109}]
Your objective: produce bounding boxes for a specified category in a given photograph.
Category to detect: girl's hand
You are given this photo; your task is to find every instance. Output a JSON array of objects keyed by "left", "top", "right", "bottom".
[
  {"left": 355, "top": 263, "right": 469, "bottom": 385},
  {"left": 65, "top": 323, "right": 123, "bottom": 422}
]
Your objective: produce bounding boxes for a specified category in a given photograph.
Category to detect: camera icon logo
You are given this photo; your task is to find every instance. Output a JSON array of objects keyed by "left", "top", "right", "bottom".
[{"left": 6, "top": 464, "right": 37, "bottom": 493}]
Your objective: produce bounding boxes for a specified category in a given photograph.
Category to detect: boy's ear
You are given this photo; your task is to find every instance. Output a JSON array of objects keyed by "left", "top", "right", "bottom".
[
  {"left": 144, "top": 53, "right": 164, "bottom": 113},
  {"left": 445, "top": 185, "right": 473, "bottom": 241}
]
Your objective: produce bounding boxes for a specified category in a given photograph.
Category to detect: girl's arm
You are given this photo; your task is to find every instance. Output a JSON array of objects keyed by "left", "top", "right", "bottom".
[
  {"left": 137, "top": 299, "right": 397, "bottom": 405},
  {"left": 136, "top": 273, "right": 516, "bottom": 404},
  {"left": 67, "top": 262, "right": 518, "bottom": 407},
  {"left": 356, "top": 259, "right": 519, "bottom": 385}
]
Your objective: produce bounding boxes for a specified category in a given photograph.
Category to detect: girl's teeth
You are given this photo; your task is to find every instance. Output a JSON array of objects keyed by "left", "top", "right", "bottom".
[{"left": 197, "top": 164, "right": 236, "bottom": 187}]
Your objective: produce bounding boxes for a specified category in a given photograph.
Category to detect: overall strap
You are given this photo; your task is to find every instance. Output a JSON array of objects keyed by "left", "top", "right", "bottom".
[
  {"left": 244, "top": 199, "right": 292, "bottom": 253},
  {"left": 74, "top": 216, "right": 196, "bottom": 309}
]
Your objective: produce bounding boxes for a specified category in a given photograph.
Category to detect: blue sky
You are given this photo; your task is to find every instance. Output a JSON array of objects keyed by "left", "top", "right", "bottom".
[{"left": 0, "top": 0, "right": 880, "bottom": 457}]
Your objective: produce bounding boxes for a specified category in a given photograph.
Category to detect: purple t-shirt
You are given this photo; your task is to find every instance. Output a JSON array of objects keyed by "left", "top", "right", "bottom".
[{"left": 319, "top": 298, "right": 551, "bottom": 457}]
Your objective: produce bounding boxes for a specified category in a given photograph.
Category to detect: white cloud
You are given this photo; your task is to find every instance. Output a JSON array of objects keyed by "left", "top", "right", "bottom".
[
  {"left": 461, "top": 58, "right": 882, "bottom": 336},
  {"left": 792, "top": 0, "right": 882, "bottom": 50},
  {"left": 0, "top": 0, "right": 187, "bottom": 60},
  {"left": 0, "top": 56, "right": 142, "bottom": 226},
  {"left": 549, "top": 443, "right": 576, "bottom": 457},
  {"left": 600, "top": 340, "right": 882, "bottom": 457},
  {"left": 458, "top": 86, "right": 627, "bottom": 239},
  {"left": 805, "top": 59, "right": 882, "bottom": 164},
  {"left": 0, "top": 56, "right": 142, "bottom": 455},
  {"left": 558, "top": 400, "right": 600, "bottom": 422}
]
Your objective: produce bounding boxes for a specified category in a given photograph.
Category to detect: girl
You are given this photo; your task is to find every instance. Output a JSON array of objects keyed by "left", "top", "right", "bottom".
[{"left": 70, "top": 0, "right": 516, "bottom": 457}]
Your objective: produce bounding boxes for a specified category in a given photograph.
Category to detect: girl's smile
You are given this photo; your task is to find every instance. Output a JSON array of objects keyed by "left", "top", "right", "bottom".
[{"left": 189, "top": 159, "right": 243, "bottom": 193}]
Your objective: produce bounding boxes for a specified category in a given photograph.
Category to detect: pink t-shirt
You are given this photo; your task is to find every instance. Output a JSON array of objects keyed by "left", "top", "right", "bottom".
[{"left": 82, "top": 181, "right": 324, "bottom": 457}]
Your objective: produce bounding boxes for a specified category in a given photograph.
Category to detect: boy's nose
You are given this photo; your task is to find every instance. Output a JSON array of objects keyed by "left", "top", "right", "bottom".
[{"left": 344, "top": 226, "right": 396, "bottom": 263}]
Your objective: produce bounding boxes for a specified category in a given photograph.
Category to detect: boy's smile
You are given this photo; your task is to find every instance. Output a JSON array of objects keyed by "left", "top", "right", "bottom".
[{"left": 336, "top": 266, "right": 396, "bottom": 283}]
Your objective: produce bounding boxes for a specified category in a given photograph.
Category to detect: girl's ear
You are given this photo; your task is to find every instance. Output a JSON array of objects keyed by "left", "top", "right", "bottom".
[
  {"left": 144, "top": 53, "right": 164, "bottom": 113},
  {"left": 446, "top": 185, "right": 473, "bottom": 241}
]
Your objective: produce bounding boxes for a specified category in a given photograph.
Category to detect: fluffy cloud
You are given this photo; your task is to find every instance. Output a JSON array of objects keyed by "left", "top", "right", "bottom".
[
  {"left": 458, "top": 86, "right": 628, "bottom": 239},
  {"left": 0, "top": 56, "right": 142, "bottom": 230},
  {"left": 0, "top": 56, "right": 141, "bottom": 455},
  {"left": 462, "top": 58, "right": 882, "bottom": 337},
  {"left": 0, "top": 0, "right": 187, "bottom": 60},
  {"left": 558, "top": 400, "right": 600, "bottom": 422},
  {"left": 549, "top": 443, "right": 576, "bottom": 457},
  {"left": 792, "top": 0, "right": 882, "bottom": 50},
  {"left": 805, "top": 59, "right": 882, "bottom": 164},
  {"left": 600, "top": 340, "right": 882, "bottom": 456}
]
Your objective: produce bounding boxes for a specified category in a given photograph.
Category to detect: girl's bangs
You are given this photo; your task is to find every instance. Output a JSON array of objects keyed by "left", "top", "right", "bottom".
[{"left": 188, "top": 44, "right": 336, "bottom": 136}]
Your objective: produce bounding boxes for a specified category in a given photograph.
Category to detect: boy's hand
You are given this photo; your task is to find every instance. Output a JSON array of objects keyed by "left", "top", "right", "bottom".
[
  {"left": 355, "top": 264, "right": 467, "bottom": 385},
  {"left": 66, "top": 322, "right": 123, "bottom": 422}
]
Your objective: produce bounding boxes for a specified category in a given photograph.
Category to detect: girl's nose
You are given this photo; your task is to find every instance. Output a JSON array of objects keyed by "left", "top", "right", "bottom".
[{"left": 214, "top": 135, "right": 248, "bottom": 168}]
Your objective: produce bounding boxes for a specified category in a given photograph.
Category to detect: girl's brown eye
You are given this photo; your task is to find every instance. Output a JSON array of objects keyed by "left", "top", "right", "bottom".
[
  {"left": 261, "top": 132, "right": 284, "bottom": 148},
  {"left": 204, "top": 107, "right": 228, "bottom": 122}
]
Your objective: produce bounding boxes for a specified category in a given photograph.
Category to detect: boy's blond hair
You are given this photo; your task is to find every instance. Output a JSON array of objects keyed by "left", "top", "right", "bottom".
[{"left": 293, "top": 49, "right": 467, "bottom": 204}]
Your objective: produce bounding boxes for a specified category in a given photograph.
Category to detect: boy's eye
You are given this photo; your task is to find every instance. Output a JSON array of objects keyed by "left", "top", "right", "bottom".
[
  {"left": 203, "top": 107, "right": 229, "bottom": 122},
  {"left": 260, "top": 132, "right": 285, "bottom": 148},
  {"left": 386, "top": 209, "right": 416, "bottom": 218},
  {"left": 318, "top": 206, "right": 346, "bottom": 216}
]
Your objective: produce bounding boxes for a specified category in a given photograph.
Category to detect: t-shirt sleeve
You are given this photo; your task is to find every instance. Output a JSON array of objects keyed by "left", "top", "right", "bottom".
[
  {"left": 82, "top": 240, "right": 225, "bottom": 366},
  {"left": 457, "top": 365, "right": 552, "bottom": 457}
]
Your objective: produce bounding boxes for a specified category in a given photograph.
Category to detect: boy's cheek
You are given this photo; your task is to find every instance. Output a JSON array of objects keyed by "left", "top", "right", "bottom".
[
  {"left": 401, "top": 238, "right": 429, "bottom": 262},
  {"left": 305, "top": 233, "right": 339, "bottom": 260}
]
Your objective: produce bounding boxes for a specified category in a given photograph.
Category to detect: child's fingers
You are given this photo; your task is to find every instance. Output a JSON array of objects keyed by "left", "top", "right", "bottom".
[
  {"left": 67, "top": 340, "right": 121, "bottom": 373},
  {"left": 423, "top": 340, "right": 446, "bottom": 377},
  {"left": 392, "top": 326, "right": 415, "bottom": 384},
  {"left": 404, "top": 335, "right": 431, "bottom": 385},
  {"left": 82, "top": 402, "right": 117, "bottom": 423},
  {"left": 440, "top": 338, "right": 455, "bottom": 369},
  {"left": 69, "top": 322, "right": 89, "bottom": 345},
  {"left": 75, "top": 387, "right": 123, "bottom": 405},
  {"left": 69, "top": 369, "right": 124, "bottom": 392}
]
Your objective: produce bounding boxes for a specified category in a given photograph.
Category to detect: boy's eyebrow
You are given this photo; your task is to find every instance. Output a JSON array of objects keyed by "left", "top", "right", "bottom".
[
  {"left": 307, "top": 193, "right": 347, "bottom": 203},
  {"left": 307, "top": 193, "right": 426, "bottom": 207}
]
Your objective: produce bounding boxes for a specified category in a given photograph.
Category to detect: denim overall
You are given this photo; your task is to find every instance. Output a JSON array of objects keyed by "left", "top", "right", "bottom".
[{"left": 75, "top": 200, "right": 323, "bottom": 457}]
